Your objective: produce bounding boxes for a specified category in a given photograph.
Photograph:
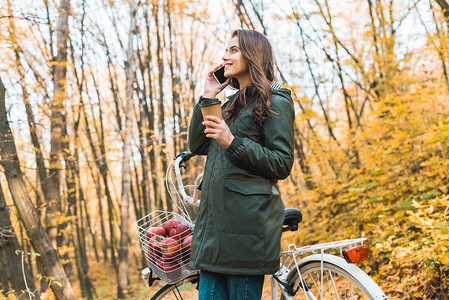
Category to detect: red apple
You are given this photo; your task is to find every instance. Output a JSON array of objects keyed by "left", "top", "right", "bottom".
[
  {"left": 181, "top": 235, "right": 192, "bottom": 251},
  {"left": 145, "top": 245, "right": 157, "bottom": 264},
  {"left": 156, "top": 258, "right": 181, "bottom": 280},
  {"left": 146, "top": 226, "right": 166, "bottom": 239},
  {"left": 156, "top": 258, "right": 180, "bottom": 272},
  {"left": 161, "top": 237, "right": 181, "bottom": 260},
  {"left": 169, "top": 224, "right": 191, "bottom": 242},
  {"left": 181, "top": 235, "right": 192, "bottom": 263},
  {"left": 148, "top": 235, "right": 164, "bottom": 258},
  {"left": 164, "top": 219, "right": 181, "bottom": 236}
]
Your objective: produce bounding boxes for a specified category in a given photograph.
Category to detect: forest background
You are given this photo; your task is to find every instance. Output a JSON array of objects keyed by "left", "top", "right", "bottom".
[{"left": 0, "top": 0, "right": 448, "bottom": 299}]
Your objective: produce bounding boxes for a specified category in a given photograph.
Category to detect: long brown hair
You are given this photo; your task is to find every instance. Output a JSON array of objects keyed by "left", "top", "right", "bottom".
[{"left": 224, "top": 29, "right": 277, "bottom": 125}]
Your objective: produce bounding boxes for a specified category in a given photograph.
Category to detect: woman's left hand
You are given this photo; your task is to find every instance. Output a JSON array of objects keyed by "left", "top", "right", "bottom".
[{"left": 203, "top": 116, "right": 234, "bottom": 149}]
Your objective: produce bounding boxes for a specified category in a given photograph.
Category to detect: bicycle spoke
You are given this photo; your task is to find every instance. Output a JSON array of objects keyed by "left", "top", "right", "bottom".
[
  {"left": 309, "top": 271, "right": 319, "bottom": 294},
  {"left": 173, "top": 285, "right": 182, "bottom": 300},
  {"left": 299, "top": 274, "right": 311, "bottom": 300},
  {"left": 326, "top": 271, "right": 332, "bottom": 297},
  {"left": 327, "top": 270, "right": 341, "bottom": 300}
]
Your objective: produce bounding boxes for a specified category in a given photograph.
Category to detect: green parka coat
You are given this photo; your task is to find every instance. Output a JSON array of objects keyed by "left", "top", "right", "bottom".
[{"left": 188, "top": 86, "right": 295, "bottom": 275}]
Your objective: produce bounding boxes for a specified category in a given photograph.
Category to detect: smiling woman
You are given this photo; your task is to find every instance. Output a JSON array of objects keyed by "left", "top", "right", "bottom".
[
  {"left": 188, "top": 29, "right": 295, "bottom": 300},
  {"left": 222, "top": 40, "right": 250, "bottom": 87}
]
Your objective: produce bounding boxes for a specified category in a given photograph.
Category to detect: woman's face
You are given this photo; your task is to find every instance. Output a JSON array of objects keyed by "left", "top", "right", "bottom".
[{"left": 222, "top": 36, "right": 249, "bottom": 79}]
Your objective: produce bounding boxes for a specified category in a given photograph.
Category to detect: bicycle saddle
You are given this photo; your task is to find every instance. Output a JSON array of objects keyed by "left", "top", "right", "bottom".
[{"left": 283, "top": 208, "right": 302, "bottom": 232}]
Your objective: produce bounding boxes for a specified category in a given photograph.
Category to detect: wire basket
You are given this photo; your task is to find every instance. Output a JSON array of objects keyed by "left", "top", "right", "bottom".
[{"left": 136, "top": 210, "right": 197, "bottom": 284}]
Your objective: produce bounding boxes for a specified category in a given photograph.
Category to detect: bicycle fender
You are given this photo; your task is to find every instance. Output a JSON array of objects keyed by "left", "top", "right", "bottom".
[{"left": 288, "top": 254, "right": 388, "bottom": 300}]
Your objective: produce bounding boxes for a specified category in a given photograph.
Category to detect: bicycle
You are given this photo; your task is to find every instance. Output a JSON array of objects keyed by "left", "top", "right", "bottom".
[{"left": 136, "top": 152, "right": 388, "bottom": 300}]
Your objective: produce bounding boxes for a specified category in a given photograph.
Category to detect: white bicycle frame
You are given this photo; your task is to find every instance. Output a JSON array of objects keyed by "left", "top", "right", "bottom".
[{"left": 163, "top": 154, "right": 387, "bottom": 300}]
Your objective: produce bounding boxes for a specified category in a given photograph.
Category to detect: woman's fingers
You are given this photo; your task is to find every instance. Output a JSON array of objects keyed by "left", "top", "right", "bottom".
[
  {"left": 208, "top": 64, "right": 223, "bottom": 76},
  {"left": 202, "top": 116, "right": 234, "bottom": 148},
  {"left": 202, "top": 117, "right": 222, "bottom": 134},
  {"left": 204, "top": 115, "right": 221, "bottom": 123},
  {"left": 204, "top": 64, "right": 230, "bottom": 95},
  {"left": 202, "top": 122, "right": 218, "bottom": 130},
  {"left": 202, "top": 117, "right": 221, "bottom": 129}
]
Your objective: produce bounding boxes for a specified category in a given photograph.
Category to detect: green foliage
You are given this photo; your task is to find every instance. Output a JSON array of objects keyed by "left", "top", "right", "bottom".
[
  {"left": 36, "top": 274, "right": 63, "bottom": 288},
  {"left": 14, "top": 249, "right": 41, "bottom": 257},
  {"left": 0, "top": 290, "right": 14, "bottom": 300},
  {"left": 0, "top": 288, "right": 37, "bottom": 300}
]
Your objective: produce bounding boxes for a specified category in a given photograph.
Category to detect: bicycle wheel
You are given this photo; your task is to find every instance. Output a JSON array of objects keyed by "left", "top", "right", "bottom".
[
  {"left": 281, "top": 261, "right": 385, "bottom": 300},
  {"left": 151, "top": 274, "right": 200, "bottom": 300}
]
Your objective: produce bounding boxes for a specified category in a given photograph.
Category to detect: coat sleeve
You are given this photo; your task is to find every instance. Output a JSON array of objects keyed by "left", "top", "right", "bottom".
[
  {"left": 188, "top": 102, "right": 210, "bottom": 155},
  {"left": 225, "top": 95, "right": 295, "bottom": 180}
]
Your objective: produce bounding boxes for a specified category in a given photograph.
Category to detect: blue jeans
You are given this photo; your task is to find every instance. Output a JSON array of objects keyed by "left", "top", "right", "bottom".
[{"left": 198, "top": 270, "right": 264, "bottom": 300}]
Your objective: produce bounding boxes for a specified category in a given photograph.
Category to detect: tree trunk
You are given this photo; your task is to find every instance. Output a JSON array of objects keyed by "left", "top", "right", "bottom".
[
  {"left": 153, "top": 2, "right": 170, "bottom": 211},
  {"left": 46, "top": 0, "right": 70, "bottom": 249},
  {"left": 84, "top": 145, "right": 109, "bottom": 263},
  {"left": 0, "top": 78, "right": 76, "bottom": 300},
  {"left": 435, "top": 0, "right": 449, "bottom": 25},
  {"left": 134, "top": 48, "right": 150, "bottom": 216},
  {"left": 233, "top": 0, "right": 254, "bottom": 29},
  {"left": 0, "top": 182, "right": 40, "bottom": 300},
  {"left": 88, "top": 72, "right": 117, "bottom": 269},
  {"left": 7, "top": 0, "right": 49, "bottom": 208},
  {"left": 68, "top": 5, "right": 97, "bottom": 293},
  {"left": 118, "top": 1, "right": 137, "bottom": 297},
  {"left": 167, "top": 0, "right": 180, "bottom": 155},
  {"left": 80, "top": 181, "right": 99, "bottom": 262},
  {"left": 144, "top": 7, "right": 160, "bottom": 215},
  {"left": 293, "top": 128, "right": 315, "bottom": 190},
  {"left": 429, "top": 2, "right": 449, "bottom": 92}
]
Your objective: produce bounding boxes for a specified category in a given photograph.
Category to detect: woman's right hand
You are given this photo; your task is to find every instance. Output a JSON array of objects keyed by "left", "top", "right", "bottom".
[{"left": 203, "top": 64, "right": 231, "bottom": 98}]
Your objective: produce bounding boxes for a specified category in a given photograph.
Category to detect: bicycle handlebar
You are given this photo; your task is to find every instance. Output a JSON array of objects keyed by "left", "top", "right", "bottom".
[
  {"left": 175, "top": 151, "right": 195, "bottom": 163},
  {"left": 171, "top": 152, "right": 202, "bottom": 207}
]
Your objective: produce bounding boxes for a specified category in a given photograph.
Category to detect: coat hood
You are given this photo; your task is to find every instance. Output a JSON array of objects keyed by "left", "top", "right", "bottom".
[{"left": 272, "top": 87, "right": 293, "bottom": 104}]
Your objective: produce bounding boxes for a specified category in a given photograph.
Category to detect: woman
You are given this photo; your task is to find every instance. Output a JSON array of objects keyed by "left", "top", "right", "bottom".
[{"left": 188, "top": 29, "right": 295, "bottom": 300}]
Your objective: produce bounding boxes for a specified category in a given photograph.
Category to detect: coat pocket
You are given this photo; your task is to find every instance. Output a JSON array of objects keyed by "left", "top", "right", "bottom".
[
  {"left": 223, "top": 178, "right": 272, "bottom": 234},
  {"left": 218, "top": 232, "right": 265, "bottom": 267}
]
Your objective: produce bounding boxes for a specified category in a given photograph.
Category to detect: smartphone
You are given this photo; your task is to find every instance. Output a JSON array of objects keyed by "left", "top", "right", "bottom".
[{"left": 213, "top": 66, "right": 228, "bottom": 84}]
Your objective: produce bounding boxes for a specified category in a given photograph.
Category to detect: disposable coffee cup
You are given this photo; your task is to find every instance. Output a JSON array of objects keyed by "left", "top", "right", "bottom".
[{"left": 199, "top": 98, "right": 222, "bottom": 128}]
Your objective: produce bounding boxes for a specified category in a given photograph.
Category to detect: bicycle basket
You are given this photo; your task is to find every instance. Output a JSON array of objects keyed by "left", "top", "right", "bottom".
[{"left": 136, "top": 210, "right": 197, "bottom": 284}]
